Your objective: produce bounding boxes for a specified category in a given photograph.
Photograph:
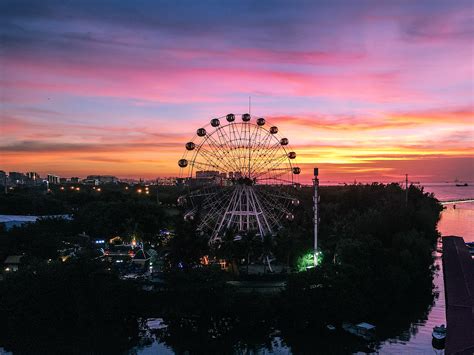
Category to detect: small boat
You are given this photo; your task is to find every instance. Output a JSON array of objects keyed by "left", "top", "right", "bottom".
[
  {"left": 432, "top": 324, "right": 446, "bottom": 349},
  {"left": 455, "top": 183, "right": 468, "bottom": 187},
  {"left": 342, "top": 322, "right": 376, "bottom": 340}
]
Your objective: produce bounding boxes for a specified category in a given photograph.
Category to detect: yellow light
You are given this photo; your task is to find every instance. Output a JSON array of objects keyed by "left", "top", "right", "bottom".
[
  {"left": 76, "top": 187, "right": 80, "bottom": 191},
  {"left": 70, "top": 186, "right": 75, "bottom": 190},
  {"left": 125, "top": 186, "right": 129, "bottom": 190},
  {"left": 97, "top": 188, "right": 101, "bottom": 192},
  {"left": 137, "top": 189, "right": 142, "bottom": 193},
  {"left": 145, "top": 191, "right": 149, "bottom": 194},
  {"left": 60, "top": 186, "right": 64, "bottom": 190}
]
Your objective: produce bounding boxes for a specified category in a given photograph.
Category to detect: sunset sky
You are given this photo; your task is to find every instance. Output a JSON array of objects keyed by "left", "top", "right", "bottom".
[{"left": 1, "top": 0, "right": 473, "bottom": 183}]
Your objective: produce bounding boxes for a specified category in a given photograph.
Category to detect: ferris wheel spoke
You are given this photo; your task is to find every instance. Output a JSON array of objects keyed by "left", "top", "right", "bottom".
[
  {"left": 251, "top": 143, "right": 286, "bottom": 177},
  {"left": 228, "top": 123, "right": 243, "bottom": 172},
  {"left": 211, "top": 126, "right": 241, "bottom": 173},
  {"left": 201, "top": 136, "right": 238, "bottom": 174},
  {"left": 256, "top": 188, "right": 292, "bottom": 214},
  {"left": 201, "top": 189, "right": 233, "bottom": 210},
  {"left": 255, "top": 155, "right": 291, "bottom": 180},
  {"left": 196, "top": 148, "right": 230, "bottom": 173},
  {"left": 258, "top": 167, "right": 292, "bottom": 182},
  {"left": 254, "top": 192, "right": 290, "bottom": 223},
  {"left": 189, "top": 159, "right": 223, "bottom": 172},
  {"left": 249, "top": 141, "right": 281, "bottom": 175},
  {"left": 257, "top": 186, "right": 295, "bottom": 202},
  {"left": 248, "top": 125, "right": 264, "bottom": 176},
  {"left": 249, "top": 130, "right": 275, "bottom": 175},
  {"left": 217, "top": 125, "right": 243, "bottom": 174}
]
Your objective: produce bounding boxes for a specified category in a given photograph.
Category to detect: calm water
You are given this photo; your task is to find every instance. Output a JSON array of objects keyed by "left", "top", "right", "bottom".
[
  {"left": 371, "top": 184, "right": 473, "bottom": 355},
  {"left": 133, "top": 184, "right": 474, "bottom": 355}
]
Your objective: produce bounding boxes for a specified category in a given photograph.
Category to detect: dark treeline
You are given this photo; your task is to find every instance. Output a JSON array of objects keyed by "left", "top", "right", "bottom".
[
  {"left": 0, "top": 183, "right": 442, "bottom": 353},
  {"left": 0, "top": 185, "right": 176, "bottom": 262},
  {"left": 0, "top": 258, "right": 150, "bottom": 354},
  {"left": 151, "top": 183, "right": 442, "bottom": 353}
]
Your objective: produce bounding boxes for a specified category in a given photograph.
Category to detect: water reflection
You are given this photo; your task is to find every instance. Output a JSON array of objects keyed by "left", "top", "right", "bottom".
[{"left": 132, "top": 285, "right": 435, "bottom": 355}]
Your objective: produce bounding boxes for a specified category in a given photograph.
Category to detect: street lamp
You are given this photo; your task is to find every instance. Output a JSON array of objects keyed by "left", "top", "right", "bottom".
[{"left": 313, "top": 167, "right": 319, "bottom": 267}]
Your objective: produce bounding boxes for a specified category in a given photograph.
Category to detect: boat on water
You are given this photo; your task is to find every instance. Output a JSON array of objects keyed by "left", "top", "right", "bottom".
[
  {"left": 342, "top": 322, "right": 376, "bottom": 341},
  {"left": 455, "top": 183, "right": 469, "bottom": 187},
  {"left": 432, "top": 324, "right": 446, "bottom": 349}
]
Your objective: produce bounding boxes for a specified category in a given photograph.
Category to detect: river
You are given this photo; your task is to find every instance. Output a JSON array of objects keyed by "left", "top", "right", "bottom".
[{"left": 133, "top": 183, "right": 474, "bottom": 355}]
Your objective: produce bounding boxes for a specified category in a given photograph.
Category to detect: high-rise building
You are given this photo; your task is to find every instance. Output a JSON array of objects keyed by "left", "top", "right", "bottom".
[
  {"left": 25, "top": 172, "right": 41, "bottom": 185},
  {"left": 47, "top": 174, "right": 60, "bottom": 184}
]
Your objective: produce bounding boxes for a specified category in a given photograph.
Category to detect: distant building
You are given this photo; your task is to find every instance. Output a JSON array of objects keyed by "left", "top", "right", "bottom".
[
  {"left": 196, "top": 170, "right": 220, "bottom": 179},
  {"left": 26, "top": 172, "right": 40, "bottom": 181},
  {"left": 86, "top": 175, "right": 119, "bottom": 184},
  {"left": 9, "top": 172, "right": 26, "bottom": 185},
  {"left": 47, "top": 174, "right": 60, "bottom": 184},
  {"left": 70, "top": 177, "right": 81, "bottom": 183},
  {"left": 156, "top": 177, "right": 177, "bottom": 186},
  {"left": 4, "top": 255, "right": 23, "bottom": 272},
  {"left": 0, "top": 171, "right": 6, "bottom": 186},
  {"left": 176, "top": 177, "right": 187, "bottom": 186}
]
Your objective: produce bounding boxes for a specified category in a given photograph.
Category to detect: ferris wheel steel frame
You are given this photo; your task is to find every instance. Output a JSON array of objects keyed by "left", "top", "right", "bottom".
[{"left": 178, "top": 113, "right": 301, "bottom": 244}]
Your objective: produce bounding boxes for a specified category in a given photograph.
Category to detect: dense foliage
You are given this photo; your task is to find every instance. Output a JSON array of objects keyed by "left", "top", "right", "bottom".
[
  {"left": 0, "top": 258, "right": 144, "bottom": 353},
  {"left": 283, "top": 183, "right": 442, "bottom": 327},
  {"left": 0, "top": 183, "right": 443, "bottom": 353}
]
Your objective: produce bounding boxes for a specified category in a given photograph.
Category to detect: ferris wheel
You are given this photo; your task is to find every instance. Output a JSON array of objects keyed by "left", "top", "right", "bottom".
[{"left": 177, "top": 113, "right": 301, "bottom": 243}]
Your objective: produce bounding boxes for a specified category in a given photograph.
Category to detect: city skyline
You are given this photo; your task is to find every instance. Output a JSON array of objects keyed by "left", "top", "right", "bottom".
[{"left": 1, "top": 0, "right": 473, "bottom": 183}]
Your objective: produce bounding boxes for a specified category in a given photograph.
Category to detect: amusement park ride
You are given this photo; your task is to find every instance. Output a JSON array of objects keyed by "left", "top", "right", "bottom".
[{"left": 177, "top": 113, "right": 319, "bottom": 267}]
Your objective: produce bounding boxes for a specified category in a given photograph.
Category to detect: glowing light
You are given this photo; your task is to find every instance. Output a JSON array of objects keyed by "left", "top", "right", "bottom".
[
  {"left": 297, "top": 250, "right": 323, "bottom": 271},
  {"left": 137, "top": 189, "right": 142, "bottom": 193}
]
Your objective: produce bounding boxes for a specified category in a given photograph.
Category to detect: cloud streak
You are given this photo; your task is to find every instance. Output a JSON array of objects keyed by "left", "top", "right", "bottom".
[{"left": 0, "top": 0, "right": 472, "bottom": 182}]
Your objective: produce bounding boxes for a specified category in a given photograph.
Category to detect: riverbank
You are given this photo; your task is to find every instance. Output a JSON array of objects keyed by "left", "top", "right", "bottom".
[{"left": 442, "top": 236, "right": 474, "bottom": 355}]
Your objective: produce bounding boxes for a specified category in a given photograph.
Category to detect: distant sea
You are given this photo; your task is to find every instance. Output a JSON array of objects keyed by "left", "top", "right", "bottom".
[{"left": 424, "top": 183, "right": 474, "bottom": 242}]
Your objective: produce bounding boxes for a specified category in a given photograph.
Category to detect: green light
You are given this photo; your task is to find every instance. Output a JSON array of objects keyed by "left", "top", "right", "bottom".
[{"left": 296, "top": 250, "right": 323, "bottom": 272}]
